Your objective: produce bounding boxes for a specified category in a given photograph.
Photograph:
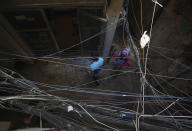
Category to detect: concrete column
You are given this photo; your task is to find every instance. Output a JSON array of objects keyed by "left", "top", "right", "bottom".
[{"left": 102, "top": 0, "right": 124, "bottom": 57}]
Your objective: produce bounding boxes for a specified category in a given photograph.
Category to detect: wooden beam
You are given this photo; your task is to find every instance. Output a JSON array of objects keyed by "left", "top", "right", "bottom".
[
  {"left": 0, "top": 14, "right": 33, "bottom": 61},
  {"left": 0, "top": 0, "right": 105, "bottom": 10},
  {"left": 102, "top": 0, "right": 124, "bottom": 57},
  {"left": 40, "top": 9, "right": 60, "bottom": 51}
]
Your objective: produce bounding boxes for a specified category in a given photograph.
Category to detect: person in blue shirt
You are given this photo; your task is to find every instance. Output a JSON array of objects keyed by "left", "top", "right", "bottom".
[{"left": 88, "top": 57, "right": 104, "bottom": 85}]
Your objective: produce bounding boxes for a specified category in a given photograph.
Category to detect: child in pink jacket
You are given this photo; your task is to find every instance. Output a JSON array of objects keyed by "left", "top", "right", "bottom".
[{"left": 113, "top": 48, "right": 132, "bottom": 69}]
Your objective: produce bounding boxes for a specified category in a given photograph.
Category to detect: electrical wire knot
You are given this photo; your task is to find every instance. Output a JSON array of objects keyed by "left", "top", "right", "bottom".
[{"left": 152, "top": 0, "right": 163, "bottom": 7}]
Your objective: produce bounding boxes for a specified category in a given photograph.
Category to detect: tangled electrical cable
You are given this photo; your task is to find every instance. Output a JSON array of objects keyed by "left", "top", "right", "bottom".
[{"left": 0, "top": 0, "right": 192, "bottom": 130}]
